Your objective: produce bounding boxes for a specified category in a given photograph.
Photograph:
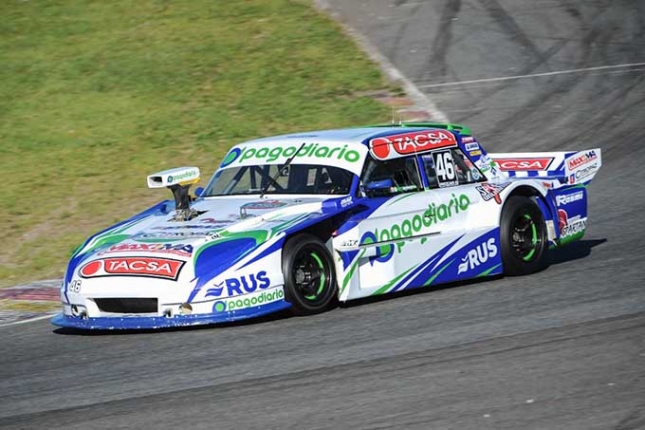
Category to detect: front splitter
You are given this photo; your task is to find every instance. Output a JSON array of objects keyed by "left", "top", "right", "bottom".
[{"left": 51, "top": 300, "right": 292, "bottom": 330}]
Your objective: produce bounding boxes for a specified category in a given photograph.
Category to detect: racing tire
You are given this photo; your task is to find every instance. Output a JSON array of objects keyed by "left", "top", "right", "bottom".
[
  {"left": 282, "top": 234, "right": 337, "bottom": 315},
  {"left": 500, "top": 196, "right": 548, "bottom": 276}
]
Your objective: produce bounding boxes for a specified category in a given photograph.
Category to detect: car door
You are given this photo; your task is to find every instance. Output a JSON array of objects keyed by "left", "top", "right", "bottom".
[
  {"left": 420, "top": 148, "right": 502, "bottom": 278},
  {"left": 353, "top": 154, "right": 445, "bottom": 293}
]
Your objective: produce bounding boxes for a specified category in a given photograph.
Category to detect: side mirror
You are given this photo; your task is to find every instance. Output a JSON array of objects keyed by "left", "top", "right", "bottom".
[
  {"left": 364, "top": 179, "right": 394, "bottom": 197},
  {"left": 194, "top": 186, "right": 204, "bottom": 198}
]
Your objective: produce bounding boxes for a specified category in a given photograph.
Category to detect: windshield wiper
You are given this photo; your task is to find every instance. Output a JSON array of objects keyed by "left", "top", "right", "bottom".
[{"left": 259, "top": 142, "right": 306, "bottom": 198}]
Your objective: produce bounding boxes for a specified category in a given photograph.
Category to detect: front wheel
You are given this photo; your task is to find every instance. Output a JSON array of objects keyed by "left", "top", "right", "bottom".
[
  {"left": 282, "top": 234, "right": 337, "bottom": 315},
  {"left": 500, "top": 196, "right": 548, "bottom": 276}
]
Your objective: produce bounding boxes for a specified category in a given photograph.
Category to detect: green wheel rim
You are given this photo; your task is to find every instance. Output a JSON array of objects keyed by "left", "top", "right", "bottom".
[
  {"left": 511, "top": 213, "right": 541, "bottom": 262},
  {"left": 304, "top": 252, "right": 326, "bottom": 300},
  {"left": 292, "top": 247, "right": 330, "bottom": 302},
  {"left": 522, "top": 214, "right": 538, "bottom": 261}
]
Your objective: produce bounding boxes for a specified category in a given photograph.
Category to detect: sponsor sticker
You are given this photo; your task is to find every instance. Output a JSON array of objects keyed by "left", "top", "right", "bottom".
[
  {"left": 133, "top": 231, "right": 212, "bottom": 239},
  {"left": 567, "top": 150, "right": 598, "bottom": 171},
  {"left": 241, "top": 200, "right": 287, "bottom": 210},
  {"left": 570, "top": 162, "right": 599, "bottom": 182},
  {"left": 369, "top": 130, "right": 457, "bottom": 160},
  {"left": 465, "top": 142, "right": 479, "bottom": 151},
  {"left": 475, "top": 182, "right": 511, "bottom": 204},
  {"left": 359, "top": 193, "right": 471, "bottom": 263},
  {"left": 168, "top": 170, "right": 198, "bottom": 184},
  {"left": 199, "top": 218, "right": 237, "bottom": 225},
  {"left": 79, "top": 257, "right": 185, "bottom": 280},
  {"left": 457, "top": 238, "right": 498, "bottom": 275},
  {"left": 153, "top": 225, "right": 216, "bottom": 230},
  {"left": 100, "top": 243, "right": 194, "bottom": 257},
  {"left": 212, "top": 286, "right": 284, "bottom": 313},
  {"left": 555, "top": 191, "right": 584, "bottom": 206},
  {"left": 206, "top": 271, "right": 272, "bottom": 298},
  {"left": 495, "top": 157, "right": 553, "bottom": 171},
  {"left": 220, "top": 143, "right": 363, "bottom": 168},
  {"left": 557, "top": 209, "right": 587, "bottom": 238},
  {"left": 340, "top": 196, "right": 353, "bottom": 207},
  {"left": 339, "top": 239, "right": 359, "bottom": 248},
  {"left": 461, "top": 136, "right": 475, "bottom": 143}
]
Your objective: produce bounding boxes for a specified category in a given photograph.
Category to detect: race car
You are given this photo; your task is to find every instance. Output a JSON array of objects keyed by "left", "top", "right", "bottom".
[{"left": 52, "top": 122, "right": 601, "bottom": 330}]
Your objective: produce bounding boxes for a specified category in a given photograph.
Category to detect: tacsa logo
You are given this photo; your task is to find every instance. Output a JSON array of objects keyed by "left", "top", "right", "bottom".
[
  {"left": 457, "top": 238, "right": 498, "bottom": 274},
  {"left": 79, "top": 257, "right": 185, "bottom": 280},
  {"left": 369, "top": 130, "right": 457, "bottom": 160}
]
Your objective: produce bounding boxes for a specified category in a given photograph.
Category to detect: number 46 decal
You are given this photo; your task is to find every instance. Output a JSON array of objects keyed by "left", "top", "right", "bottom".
[{"left": 433, "top": 150, "right": 458, "bottom": 187}]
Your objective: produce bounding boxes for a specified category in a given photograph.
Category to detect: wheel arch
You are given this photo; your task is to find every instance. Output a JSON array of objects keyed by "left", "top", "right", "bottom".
[
  {"left": 504, "top": 184, "right": 556, "bottom": 228},
  {"left": 282, "top": 210, "right": 353, "bottom": 250}
]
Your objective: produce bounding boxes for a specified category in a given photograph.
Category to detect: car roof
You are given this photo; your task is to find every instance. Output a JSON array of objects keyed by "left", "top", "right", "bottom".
[{"left": 241, "top": 123, "right": 471, "bottom": 148}]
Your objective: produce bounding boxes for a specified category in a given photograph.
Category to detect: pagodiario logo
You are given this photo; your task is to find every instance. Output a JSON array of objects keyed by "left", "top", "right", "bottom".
[
  {"left": 220, "top": 143, "right": 361, "bottom": 167},
  {"left": 360, "top": 193, "right": 470, "bottom": 263}
]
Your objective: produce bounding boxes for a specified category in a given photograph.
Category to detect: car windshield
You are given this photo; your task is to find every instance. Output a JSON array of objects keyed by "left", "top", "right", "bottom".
[{"left": 203, "top": 164, "right": 355, "bottom": 196}]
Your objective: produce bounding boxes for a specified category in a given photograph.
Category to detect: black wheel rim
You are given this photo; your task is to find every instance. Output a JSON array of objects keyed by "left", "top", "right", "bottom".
[
  {"left": 293, "top": 246, "right": 331, "bottom": 302},
  {"left": 510, "top": 213, "right": 541, "bottom": 262}
]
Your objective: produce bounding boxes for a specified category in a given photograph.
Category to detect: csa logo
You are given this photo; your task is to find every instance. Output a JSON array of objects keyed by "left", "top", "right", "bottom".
[
  {"left": 495, "top": 158, "right": 553, "bottom": 171},
  {"left": 79, "top": 257, "right": 185, "bottom": 280}
]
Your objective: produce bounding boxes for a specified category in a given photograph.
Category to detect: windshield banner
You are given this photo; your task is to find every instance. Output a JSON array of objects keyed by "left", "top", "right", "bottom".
[{"left": 219, "top": 141, "right": 368, "bottom": 176}]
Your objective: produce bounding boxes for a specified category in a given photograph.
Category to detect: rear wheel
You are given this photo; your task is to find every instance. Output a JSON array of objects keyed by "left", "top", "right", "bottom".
[
  {"left": 282, "top": 234, "right": 337, "bottom": 315},
  {"left": 500, "top": 196, "right": 548, "bottom": 275}
]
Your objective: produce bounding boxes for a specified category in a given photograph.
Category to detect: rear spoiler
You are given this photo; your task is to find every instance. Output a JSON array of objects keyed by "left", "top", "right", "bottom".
[{"left": 488, "top": 149, "right": 601, "bottom": 185}]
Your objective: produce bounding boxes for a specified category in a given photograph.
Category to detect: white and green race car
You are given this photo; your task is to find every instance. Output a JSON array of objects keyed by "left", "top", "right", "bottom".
[{"left": 52, "top": 123, "right": 601, "bottom": 330}]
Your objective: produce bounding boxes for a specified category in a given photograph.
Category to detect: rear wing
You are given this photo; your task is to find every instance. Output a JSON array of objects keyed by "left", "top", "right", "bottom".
[{"left": 488, "top": 149, "right": 601, "bottom": 185}]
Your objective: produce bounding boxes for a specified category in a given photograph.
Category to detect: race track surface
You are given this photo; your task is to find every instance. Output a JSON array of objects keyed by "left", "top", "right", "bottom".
[{"left": 1, "top": 1, "right": 644, "bottom": 428}]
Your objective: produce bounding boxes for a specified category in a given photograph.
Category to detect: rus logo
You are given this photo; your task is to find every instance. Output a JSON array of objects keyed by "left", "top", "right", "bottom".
[
  {"left": 457, "top": 238, "right": 498, "bottom": 275},
  {"left": 206, "top": 271, "right": 271, "bottom": 298}
]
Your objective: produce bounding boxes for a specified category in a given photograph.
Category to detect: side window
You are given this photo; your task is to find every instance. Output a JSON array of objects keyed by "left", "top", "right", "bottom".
[
  {"left": 422, "top": 149, "right": 483, "bottom": 188},
  {"left": 452, "top": 148, "right": 483, "bottom": 184},
  {"left": 362, "top": 156, "right": 422, "bottom": 196}
]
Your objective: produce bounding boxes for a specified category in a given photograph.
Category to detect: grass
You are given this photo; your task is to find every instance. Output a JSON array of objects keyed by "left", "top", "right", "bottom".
[{"left": 0, "top": 0, "right": 393, "bottom": 287}]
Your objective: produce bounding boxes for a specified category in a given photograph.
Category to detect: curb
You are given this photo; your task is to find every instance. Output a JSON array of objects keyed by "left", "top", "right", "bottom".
[
  {"left": 312, "top": 0, "right": 448, "bottom": 123},
  {"left": 0, "top": 279, "right": 60, "bottom": 327}
]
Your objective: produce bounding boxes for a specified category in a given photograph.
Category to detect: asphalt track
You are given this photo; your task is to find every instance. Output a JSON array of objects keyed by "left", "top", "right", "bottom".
[{"left": 1, "top": 1, "right": 644, "bottom": 429}]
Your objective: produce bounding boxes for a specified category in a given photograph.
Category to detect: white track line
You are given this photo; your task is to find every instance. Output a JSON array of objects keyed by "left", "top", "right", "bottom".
[
  {"left": 419, "top": 62, "right": 645, "bottom": 89},
  {"left": 313, "top": 0, "right": 449, "bottom": 122},
  {"left": 0, "top": 313, "right": 55, "bottom": 328}
]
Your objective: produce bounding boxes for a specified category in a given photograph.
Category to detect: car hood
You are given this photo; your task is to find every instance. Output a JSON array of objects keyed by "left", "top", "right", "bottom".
[{"left": 67, "top": 195, "right": 352, "bottom": 286}]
